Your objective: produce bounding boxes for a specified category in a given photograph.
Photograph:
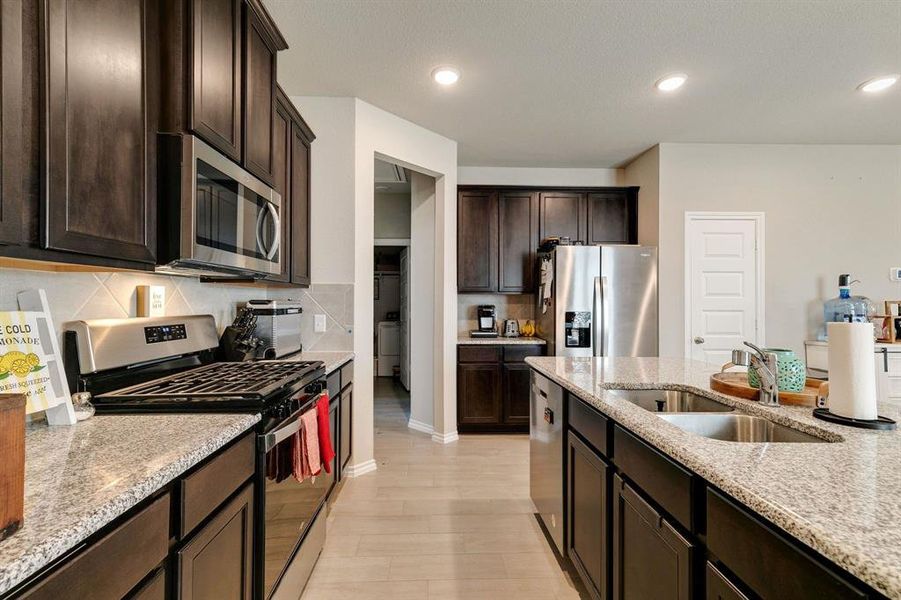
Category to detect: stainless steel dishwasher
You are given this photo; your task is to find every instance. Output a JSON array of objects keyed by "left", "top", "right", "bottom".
[{"left": 530, "top": 370, "right": 565, "bottom": 554}]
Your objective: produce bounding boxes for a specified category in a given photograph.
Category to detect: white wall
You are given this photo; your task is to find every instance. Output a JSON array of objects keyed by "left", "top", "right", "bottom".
[
  {"left": 655, "top": 143, "right": 901, "bottom": 358},
  {"left": 375, "top": 192, "right": 411, "bottom": 239},
  {"left": 293, "top": 97, "right": 356, "bottom": 284},
  {"left": 620, "top": 146, "right": 660, "bottom": 246},
  {"left": 354, "top": 99, "right": 458, "bottom": 447},
  {"left": 296, "top": 96, "right": 459, "bottom": 472},
  {"left": 409, "top": 172, "right": 435, "bottom": 429},
  {"left": 458, "top": 166, "right": 620, "bottom": 187}
]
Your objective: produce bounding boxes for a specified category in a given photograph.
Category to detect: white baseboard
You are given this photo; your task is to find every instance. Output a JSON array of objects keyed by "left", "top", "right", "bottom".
[
  {"left": 407, "top": 418, "right": 434, "bottom": 435},
  {"left": 343, "top": 459, "right": 377, "bottom": 478},
  {"left": 431, "top": 430, "right": 459, "bottom": 444}
]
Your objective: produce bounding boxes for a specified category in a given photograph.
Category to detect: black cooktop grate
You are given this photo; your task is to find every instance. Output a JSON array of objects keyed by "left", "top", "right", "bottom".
[{"left": 98, "top": 361, "right": 320, "bottom": 400}]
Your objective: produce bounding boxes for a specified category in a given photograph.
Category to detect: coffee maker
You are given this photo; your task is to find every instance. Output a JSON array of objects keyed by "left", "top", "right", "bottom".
[{"left": 470, "top": 305, "right": 498, "bottom": 338}]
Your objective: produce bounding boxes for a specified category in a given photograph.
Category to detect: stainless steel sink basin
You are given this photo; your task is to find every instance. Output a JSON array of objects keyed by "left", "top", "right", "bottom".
[
  {"left": 609, "top": 389, "right": 734, "bottom": 413},
  {"left": 657, "top": 413, "right": 828, "bottom": 443}
]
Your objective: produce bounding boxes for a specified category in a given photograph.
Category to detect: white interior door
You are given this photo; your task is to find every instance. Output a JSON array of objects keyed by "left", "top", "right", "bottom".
[{"left": 686, "top": 214, "right": 763, "bottom": 365}]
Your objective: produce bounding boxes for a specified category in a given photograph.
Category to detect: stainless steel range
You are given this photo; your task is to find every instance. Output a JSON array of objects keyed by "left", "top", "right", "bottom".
[{"left": 62, "top": 315, "right": 333, "bottom": 599}]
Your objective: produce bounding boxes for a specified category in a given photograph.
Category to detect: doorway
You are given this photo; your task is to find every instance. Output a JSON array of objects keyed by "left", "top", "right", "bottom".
[
  {"left": 373, "top": 159, "right": 412, "bottom": 426},
  {"left": 684, "top": 212, "right": 765, "bottom": 364}
]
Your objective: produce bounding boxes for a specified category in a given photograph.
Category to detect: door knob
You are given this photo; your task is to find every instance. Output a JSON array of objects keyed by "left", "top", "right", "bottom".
[{"left": 693, "top": 336, "right": 705, "bottom": 345}]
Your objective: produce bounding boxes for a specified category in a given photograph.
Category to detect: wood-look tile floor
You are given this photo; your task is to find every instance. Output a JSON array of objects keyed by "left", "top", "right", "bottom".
[{"left": 301, "top": 378, "right": 584, "bottom": 600}]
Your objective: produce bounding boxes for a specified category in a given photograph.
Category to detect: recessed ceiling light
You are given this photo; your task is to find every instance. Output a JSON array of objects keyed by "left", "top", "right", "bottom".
[
  {"left": 432, "top": 66, "right": 460, "bottom": 86},
  {"left": 858, "top": 75, "right": 898, "bottom": 93},
  {"left": 655, "top": 74, "right": 687, "bottom": 92}
]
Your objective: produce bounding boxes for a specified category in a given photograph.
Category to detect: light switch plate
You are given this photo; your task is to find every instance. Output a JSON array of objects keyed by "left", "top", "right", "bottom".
[
  {"left": 314, "top": 314, "right": 327, "bottom": 333},
  {"left": 891, "top": 268, "right": 901, "bottom": 282}
]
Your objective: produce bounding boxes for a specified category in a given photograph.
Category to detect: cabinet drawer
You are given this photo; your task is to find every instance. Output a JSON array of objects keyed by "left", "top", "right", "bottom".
[
  {"left": 887, "top": 354, "right": 901, "bottom": 376},
  {"left": 22, "top": 493, "right": 170, "bottom": 600},
  {"left": 887, "top": 375, "right": 901, "bottom": 398},
  {"left": 458, "top": 345, "right": 502, "bottom": 363},
  {"left": 326, "top": 369, "right": 341, "bottom": 398},
  {"left": 340, "top": 360, "right": 354, "bottom": 389},
  {"left": 613, "top": 426, "right": 695, "bottom": 531},
  {"left": 569, "top": 396, "right": 610, "bottom": 457},
  {"left": 706, "top": 488, "right": 866, "bottom": 600},
  {"left": 180, "top": 433, "right": 255, "bottom": 538},
  {"left": 503, "top": 345, "right": 544, "bottom": 363},
  {"left": 131, "top": 567, "right": 166, "bottom": 600},
  {"left": 705, "top": 563, "right": 748, "bottom": 600}
]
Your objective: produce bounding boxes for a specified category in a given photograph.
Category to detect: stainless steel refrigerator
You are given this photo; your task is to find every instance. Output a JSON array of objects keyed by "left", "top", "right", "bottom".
[{"left": 536, "top": 245, "right": 658, "bottom": 357}]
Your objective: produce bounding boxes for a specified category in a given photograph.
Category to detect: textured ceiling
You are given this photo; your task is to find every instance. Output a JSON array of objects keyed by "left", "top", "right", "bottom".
[{"left": 265, "top": 0, "right": 901, "bottom": 167}]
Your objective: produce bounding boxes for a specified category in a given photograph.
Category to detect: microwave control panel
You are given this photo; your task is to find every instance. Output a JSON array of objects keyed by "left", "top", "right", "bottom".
[{"left": 144, "top": 323, "right": 188, "bottom": 344}]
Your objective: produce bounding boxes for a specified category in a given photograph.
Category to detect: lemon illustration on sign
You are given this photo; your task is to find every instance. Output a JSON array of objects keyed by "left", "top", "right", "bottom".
[{"left": 0, "top": 351, "right": 43, "bottom": 379}]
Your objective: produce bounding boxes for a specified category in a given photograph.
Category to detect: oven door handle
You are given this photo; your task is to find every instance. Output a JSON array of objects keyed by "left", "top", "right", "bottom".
[{"left": 261, "top": 391, "right": 325, "bottom": 452}]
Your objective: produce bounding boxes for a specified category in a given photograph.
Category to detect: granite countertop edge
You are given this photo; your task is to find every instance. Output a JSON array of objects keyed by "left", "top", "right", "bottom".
[
  {"left": 525, "top": 356, "right": 901, "bottom": 599},
  {"left": 0, "top": 413, "right": 260, "bottom": 595}
]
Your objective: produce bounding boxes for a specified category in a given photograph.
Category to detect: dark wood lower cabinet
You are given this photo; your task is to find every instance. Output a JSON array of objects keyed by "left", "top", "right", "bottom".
[
  {"left": 340, "top": 383, "right": 352, "bottom": 473},
  {"left": 502, "top": 362, "right": 531, "bottom": 425},
  {"left": 705, "top": 563, "right": 749, "bottom": 600},
  {"left": 457, "top": 362, "right": 502, "bottom": 426},
  {"left": 567, "top": 432, "right": 610, "bottom": 600},
  {"left": 612, "top": 474, "right": 693, "bottom": 600},
  {"left": 131, "top": 568, "right": 167, "bottom": 600},
  {"left": 458, "top": 345, "right": 544, "bottom": 432},
  {"left": 178, "top": 483, "right": 254, "bottom": 600}
]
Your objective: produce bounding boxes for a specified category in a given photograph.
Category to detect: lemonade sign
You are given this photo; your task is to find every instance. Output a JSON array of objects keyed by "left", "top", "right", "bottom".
[{"left": 0, "top": 311, "right": 67, "bottom": 414}]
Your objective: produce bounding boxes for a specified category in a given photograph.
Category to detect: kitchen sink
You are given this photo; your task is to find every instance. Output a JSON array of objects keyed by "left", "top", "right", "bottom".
[
  {"left": 609, "top": 389, "right": 734, "bottom": 413},
  {"left": 657, "top": 413, "right": 828, "bottom": 443}
]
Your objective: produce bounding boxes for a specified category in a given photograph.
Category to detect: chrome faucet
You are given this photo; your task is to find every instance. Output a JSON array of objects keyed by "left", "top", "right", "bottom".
[{"left": 731, "top": 342, "right": 780, "bottom": 406}]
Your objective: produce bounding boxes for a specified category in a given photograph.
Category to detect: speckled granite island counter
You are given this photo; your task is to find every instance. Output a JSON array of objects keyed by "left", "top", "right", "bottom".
[
  {"left": 526, "top": 356, "right": 901, "bottom": 598},
  {"left": 0, "top": 413, "right": 259, "bottom": 596}
]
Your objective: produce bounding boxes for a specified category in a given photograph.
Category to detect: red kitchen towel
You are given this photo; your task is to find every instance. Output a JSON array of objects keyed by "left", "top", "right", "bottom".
[
  {"left": 316, "top": 393, "right": 336, "bottom": 473},
  {"left": 292, "top": 408, "right": 321, "bottom": 482}
]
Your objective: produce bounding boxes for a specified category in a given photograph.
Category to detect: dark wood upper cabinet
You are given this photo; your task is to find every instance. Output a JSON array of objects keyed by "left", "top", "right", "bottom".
[
  {"left": 0, "top": 0, "right": 26, "bottom": 245},
  {"left": 587, "top": 190, "right": 636, "bottom": 244},
  {"left": 42, "top": 0, "right": 158, "bottom": 264},
  {"left": 269, "top": 90, "right": 292, "bottom": 283},
  {"left": 498, "top": 191, "right": 538, "bottom": 293},
  {"left": 290, "top": 119, "right": 313, "bottom": 286},
  {"left": 538, "top": 191, "right": 586, "bottom": 244},
  {"left": 457, "top": 189, "right": 498, "bottom": 292},
  {"left": 190, "top": 0, "right": 242, "bottom": 160},
  {"left": 242, "top": 3, "right": 277, "bottom": 185},
  {"left": 178, "top": 483, "right": 254, "bottom": 600}
]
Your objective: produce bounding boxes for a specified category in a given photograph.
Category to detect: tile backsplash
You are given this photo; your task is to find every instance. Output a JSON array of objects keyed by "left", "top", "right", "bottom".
[
  {"left": 0, "top": 266, "right": 353, "bottom": 352},
  {"left": 457, "top": 293, "right": 536, "bottom": 334}
]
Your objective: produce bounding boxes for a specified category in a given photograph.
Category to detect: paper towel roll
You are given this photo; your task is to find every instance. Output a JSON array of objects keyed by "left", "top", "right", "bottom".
[{"left": 827, "top": 322, "right": 878, "bottom": 420}]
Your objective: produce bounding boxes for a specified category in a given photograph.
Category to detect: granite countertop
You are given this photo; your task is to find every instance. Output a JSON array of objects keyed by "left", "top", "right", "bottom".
[
  {"left": 458, "top": 335, "right": 547, "bottom": 345},
  {"left": 0, "top": 413, "right": 259, "bottom": 596},
  {"left": 275, "top": 351, "right": 354, "bottom": 374},
  {"left": 525, "top": 356, "right": 901, "bottom": 598}
]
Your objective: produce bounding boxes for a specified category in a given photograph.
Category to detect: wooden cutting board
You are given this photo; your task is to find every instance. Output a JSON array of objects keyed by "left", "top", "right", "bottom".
[{"left": 709, "top": 372, "right": 824, "bottom": 407}]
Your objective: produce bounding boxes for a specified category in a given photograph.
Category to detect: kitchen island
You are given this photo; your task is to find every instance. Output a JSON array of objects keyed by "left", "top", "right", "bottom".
[
  {"left": 527, "top": 356, "right": 901, "bottom": 599},
  {"left": 0, "top": 413, "right": 259, "bottom": 597}
]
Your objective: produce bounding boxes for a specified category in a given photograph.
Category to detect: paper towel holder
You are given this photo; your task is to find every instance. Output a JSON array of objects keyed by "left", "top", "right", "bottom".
[{"left": 812, "top": 408, "right": 896, "bottom": 430}]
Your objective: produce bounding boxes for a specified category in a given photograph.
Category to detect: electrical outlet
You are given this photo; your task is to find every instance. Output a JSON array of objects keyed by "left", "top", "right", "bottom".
[
  {"left": 891, "top": 268, "right": 901, "bottom": 282},
  {"left": 314, "top": 314, "right": 327, "bottom": 333}
]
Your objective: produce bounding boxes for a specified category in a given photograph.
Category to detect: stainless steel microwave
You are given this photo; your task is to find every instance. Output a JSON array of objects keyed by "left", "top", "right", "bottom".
[{"left": 157, "top": 134, "right": 282, "bottom": 277}]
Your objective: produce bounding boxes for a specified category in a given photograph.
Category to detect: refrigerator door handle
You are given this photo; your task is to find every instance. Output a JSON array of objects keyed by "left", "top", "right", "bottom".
[
  {"left": 601, "top": 275, "right": 611, "bottom": 356},
  {"left": 593, "top": 276, "right": 604, "bottom": 356}
]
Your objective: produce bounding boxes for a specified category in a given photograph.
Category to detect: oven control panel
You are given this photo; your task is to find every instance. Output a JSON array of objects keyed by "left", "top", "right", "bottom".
[{"left": 144, "top": 323, "right": 188, "bottom": 344}]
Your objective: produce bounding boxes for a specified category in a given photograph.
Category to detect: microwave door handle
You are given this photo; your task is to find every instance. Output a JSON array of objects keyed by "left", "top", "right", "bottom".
[
  {"left": 255, "top": 205, "right": 268, "bottom": 256},
  {"left": 265, "top": 202, "right": 280, "bottom": 260}
]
